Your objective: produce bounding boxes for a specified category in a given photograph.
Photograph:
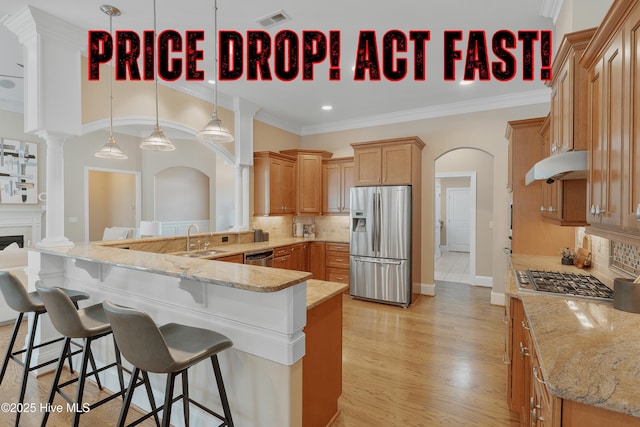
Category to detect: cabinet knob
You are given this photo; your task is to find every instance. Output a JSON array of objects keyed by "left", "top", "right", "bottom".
[
  {"left": 590, "top": 205, "right": 596, "bottom": 216},
  {"left": 547, "top": 206, "right": 556, "bottom": 212},
  {"left": 533, "top": 366, "right": 546, "bottom": 385},
  {"left": 540, "top": 206, "right": 545, "bottom": 212},
  {"left": 519, "top": 341, "right": 530, "bottom": 359}
]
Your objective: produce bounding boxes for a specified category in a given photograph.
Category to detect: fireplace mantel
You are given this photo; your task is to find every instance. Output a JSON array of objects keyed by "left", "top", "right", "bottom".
[{"left": 0, "top": 207, "right": 45, "bottom": 246}]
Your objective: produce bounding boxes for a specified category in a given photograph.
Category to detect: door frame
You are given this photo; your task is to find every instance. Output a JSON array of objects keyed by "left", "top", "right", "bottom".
[
  {"left": 84, "top": 166, "right": 142, "bottom": 243},
  {"left": 435, "top": 171, "right": 477, "bottom": 282}
]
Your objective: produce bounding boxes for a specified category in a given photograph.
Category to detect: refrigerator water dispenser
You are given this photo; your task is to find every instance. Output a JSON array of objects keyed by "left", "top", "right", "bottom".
[{"left": 352, "top": 217, "right": 366, "bottom": 232}]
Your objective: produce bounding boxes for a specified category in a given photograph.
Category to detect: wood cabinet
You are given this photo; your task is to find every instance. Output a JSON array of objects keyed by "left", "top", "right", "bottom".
[
  {"left": 216, "top": 254, "right": 244, "bottom": 264},
  {"left": 581, "top": 0, "right": 640, "bottom": 239},
  {"left": 538, "top": 115, "right": 589, "bottom": 226},
  {"left": 253, "top": 152, "right": 296, "bottom": 215},
  {"left": 507, "top": 295, "right": 640, "bottom": 427},
  {"left": 548, "top": 28, "right": 595, "bottom": 155},
  {"left": 309, "top": 242, "right": 326, "bottom": 280},
  {"left": 290, "top": 242, "right": 309, "bottom": 272},
  {"left": 351, "top": 137, "right": 424, "bottom": 186},
  {"left": 323, "top": 157, "right": 354, "bottom": 214},
  {"left": 506, "top": 119, "right": 575, "bottom": 255},
  {"left": 325, "top": 242, "right": 350, "bottom": 285},
  {"left": 273, "top": 245, "right": 292, "bottom": 269},
  {"left": 280, "top": 149, "right": 333, "bottom": 214}
]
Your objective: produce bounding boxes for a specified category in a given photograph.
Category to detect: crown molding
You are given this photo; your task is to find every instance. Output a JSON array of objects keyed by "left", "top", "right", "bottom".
[
  {"left": 300, "top": 88, "right": 551, "bottom": 136},
  {"left": 254, "top": 110, "right": 302, "bottom": 136},
  {"left": 1, "top": 6, "right": 85, "bottom": 50}
]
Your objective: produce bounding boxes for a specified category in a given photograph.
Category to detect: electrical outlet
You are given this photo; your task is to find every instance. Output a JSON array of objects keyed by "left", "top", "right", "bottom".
[{"left": 222, "top": 236, "right": 229, "bottom": 242}]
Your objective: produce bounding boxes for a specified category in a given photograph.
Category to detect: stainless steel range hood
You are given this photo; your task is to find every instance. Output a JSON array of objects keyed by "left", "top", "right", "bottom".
[{"left": 525, "top": 150, "right": 587, "bottom": 185}]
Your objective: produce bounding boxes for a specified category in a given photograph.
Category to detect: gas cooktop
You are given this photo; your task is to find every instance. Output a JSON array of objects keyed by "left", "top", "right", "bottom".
[{"left": 515, "top": 269, "right": 613, "bottom": 300}]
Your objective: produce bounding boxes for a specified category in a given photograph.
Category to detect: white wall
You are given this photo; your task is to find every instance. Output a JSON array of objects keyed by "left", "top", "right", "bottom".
[{"left": 155, "top": 166, "right": 209, "bottom": 221}]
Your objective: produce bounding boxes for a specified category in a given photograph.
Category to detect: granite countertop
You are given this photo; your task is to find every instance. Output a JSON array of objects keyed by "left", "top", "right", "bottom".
[
  {"left": 306, "top": 279, "right": 348, "bottom": 310},
  {"left": 509, "top": 254, "right": 640, "bottom": 417},
  {"left": 37, "top": 244, "right": 311, "bottom": 293},
  {"left": 166, "top": 237, "right": 349, "bottom": 260}
]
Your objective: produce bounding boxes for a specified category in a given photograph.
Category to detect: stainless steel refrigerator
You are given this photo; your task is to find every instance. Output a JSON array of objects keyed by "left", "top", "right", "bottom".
[{"left": 349, "top": 185, "right": 411, "bottom": 307}]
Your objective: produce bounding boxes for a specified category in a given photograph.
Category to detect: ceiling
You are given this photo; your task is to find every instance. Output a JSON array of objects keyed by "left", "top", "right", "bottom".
[{"left": 0, "top": 0, "right": 555, "bottom": 135}]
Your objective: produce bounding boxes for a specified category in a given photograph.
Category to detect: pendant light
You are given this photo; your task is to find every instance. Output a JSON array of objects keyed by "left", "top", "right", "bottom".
[
  {"left": 197, "top": 0, "right": 234, "bottom": 144},
  {"left": 140, "top": 0, "right": 175, "bottom": 151},
  {"left": 95, "top": 5, "right": 128, "bottom": 159}
]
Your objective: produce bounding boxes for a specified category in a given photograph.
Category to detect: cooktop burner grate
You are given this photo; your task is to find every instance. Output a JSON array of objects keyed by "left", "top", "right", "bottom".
[{"left": 515, "top": 269, "right": 613, "bottom": 300}]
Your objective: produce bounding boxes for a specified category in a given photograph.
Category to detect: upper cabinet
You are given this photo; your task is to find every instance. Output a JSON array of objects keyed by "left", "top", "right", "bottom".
[
  {"left": 581, "top": 0, "right": 640, "bottom": 237},
  {"left": 351, "top": 137, "right": 425, "bottom": 186},
  {"left": 548, "top": 28, "right": 596, "bottom": 155},
  {"left": 281, "top": 149, "right": 333, "bottom": 214},
  {"left": 253, "top": 151, "right": 296, "bottom": 216},
  {"left": 323, "top": 157, "right": 354, "bottom": 214}
]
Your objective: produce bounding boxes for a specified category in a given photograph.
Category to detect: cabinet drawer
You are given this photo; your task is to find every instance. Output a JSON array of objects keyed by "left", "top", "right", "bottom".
[
  {"left": 326, "top": 252, "right": 349, "bottom": 268},
  {"left": 326, "top": 268, "right": 349, "bottom": 284},
  {"left": 216, "top": 254, "right": 244, "bottom": 264},
  {"left": 273, "top": 255, "right": 291, "bottom": 270},
  {"left": 326, "top": 243, "right": 349, "bottom": 253},
  {"left": 274, "top": 246, "right": 291, "bottom": 257}
]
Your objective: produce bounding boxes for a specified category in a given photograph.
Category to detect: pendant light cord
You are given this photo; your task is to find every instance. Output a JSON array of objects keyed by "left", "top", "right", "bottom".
[
  {"left": 213, "top": 0, "right": 219, "bottom": 116},
  {"left": 109, "top": 13, "right": 114, "bottom": 138},
  {"left": 153, "top": 0, "right": 160, "bottom": 128}
]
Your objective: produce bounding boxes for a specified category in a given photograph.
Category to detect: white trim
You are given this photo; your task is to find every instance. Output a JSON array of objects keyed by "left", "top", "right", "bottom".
[
  {"left": 255, "top": 110, "right": 302, "bottom": 135},
  {"left": 436, "top": 171, "right": 477, "bottom": 286},
  {"left": 490, "top": 291, "right": 506, "bottom": 306},
  {"left": 84, "top": 167, "right": 142, "bottom": 243},
  {"left": 420, "top": 283, "right": 435, "bottom": 296},
  {"left": 539, "top": 0, "right": 564, "bottom": 24},
  {"left": 300, "top": 89, "right": 551, "bottom": 136},
  {"left": 0, "top": 207, "right": 45, "bottom": 245},
  {"left": 473, "top": 275, "right": 493, "bottom": 287}
]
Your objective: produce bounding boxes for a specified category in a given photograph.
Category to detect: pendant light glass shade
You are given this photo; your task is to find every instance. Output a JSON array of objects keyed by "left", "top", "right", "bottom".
[
  {"left": 141, "top": 0, "right": 175, "bottom": 151},
  {"left": 95, "top": 5, "right": 128, "bottom": 160},
  {"left": 198, "top": 0, "right": 234, "bottom": 144},
  {"left": 198, "top": 112, "right": 234, "bottom": 143},
  {"left": 140, "top": 125, "right": 176, "bottom": 151},
  {"left": 96, "top": 136, "right": 128, "bottom": 159}
]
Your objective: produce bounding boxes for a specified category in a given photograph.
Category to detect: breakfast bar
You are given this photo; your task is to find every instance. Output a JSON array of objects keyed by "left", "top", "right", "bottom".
[{"left": 24, "top": 242, "right": 346, "bottom": 426}]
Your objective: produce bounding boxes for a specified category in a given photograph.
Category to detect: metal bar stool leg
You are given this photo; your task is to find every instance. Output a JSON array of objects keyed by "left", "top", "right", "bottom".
[
  {"left": 71, "top": 337, "right": 94, "bottom": 427},
  {"left": 15, "top": 312, "right": 41, "bottom": 426},
  {"left": 86, "top": 341, "right": 103, "bottom": 390},
  {"left": 182, "top": 370, "right": 189, "bottom": 426},
  {"left": 162, "top": 373, "right": 177, "bottom": 427},
  {"left": 0, "top": 312, "right": 23, "bottom": 384},
  {"left": 116, "top": 367, "right": 139, "bottom": 427},
  {"left": 212, "top": 355, "right": 234, "bottom": 427},
  {"left": 141, "top": 371, "right": 161, "bottom": 427},
  {"left": 42, "top": 337, "right": 71, "bottom": 427},
  {"left": 114, "top": 338, "right": 126, "bottom": 397}
]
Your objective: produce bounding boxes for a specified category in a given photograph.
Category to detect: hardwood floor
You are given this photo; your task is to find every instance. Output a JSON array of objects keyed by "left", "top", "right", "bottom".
[
  {"left": 333, "top": 281, "right": 520, "bottom": 427},
  {"left": 0, "top": 281, "right": 518, "bottom": 426}
]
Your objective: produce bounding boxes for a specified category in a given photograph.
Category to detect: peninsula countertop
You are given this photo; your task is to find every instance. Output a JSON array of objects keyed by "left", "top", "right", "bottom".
[
  {"left": 508, "top": 254, "right": 640, "bottom": 417},
  {"left": 37, "top": 243, "right": 311, "bottom": 293}
]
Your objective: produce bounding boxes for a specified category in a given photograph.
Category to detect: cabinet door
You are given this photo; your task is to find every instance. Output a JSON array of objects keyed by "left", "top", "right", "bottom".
[
  {"left": 281, "top": 160, "right": 296, "bottom": 214},
  {"left": 341, "top": 162, "right": 354, "bottom": 212},
  {"left": 354, "top": 147, "right": 382, "bottom": 185},
  {"left": 628, "top": 6, "right": 640, "bottom": 230},
  {"left": 269, "top": 159, "right": 285, "bottom": 213},
  {"left": 323, "top": 163, "right": 341, "bottom": 213},
  {"left": 588, "top": 34, "right": 624, "bottom": 227},
  {"left": 298, "top": 155, "right": 322, "bottom": 213},
  {"left": 290, "top": 244, "right": 304, "bottom": 271},
  {"left": 541, "top": 181, "right": 561, "bottom": 221},
  {"left": 309, "top": 242, "right": 326, "bottom": 279},
  {"left": 381, "top": 144, "right": 412, "bottom": 185},
  {"left": 551, "top": 58, "right": 573, "bottom": 154}
]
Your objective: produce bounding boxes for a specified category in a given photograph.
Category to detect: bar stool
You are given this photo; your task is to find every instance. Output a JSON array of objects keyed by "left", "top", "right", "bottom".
[
  {"left": 36, "top": 283, "right": 132, "bottom": 427},
  {"left": 0, "top": 272, "right": 90, "bottom": 427},
  {"left": 102, "top": 300, "right": 235, "bottom": 427}
]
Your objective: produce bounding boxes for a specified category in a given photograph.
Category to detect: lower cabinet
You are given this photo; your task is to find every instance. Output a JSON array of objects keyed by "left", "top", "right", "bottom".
[
  {"left": 507, "top": 296, "right": 640, "bottom": 427},
  {"left": 325, "top": 243, "right": 350, "bottom": 285},
  {"left": 273, "top": 246, "right": 292, "bottom": 269},
  {"left": 216, "top": 254, "right": 244, "bottom": 264},
  {"left": 309, "top": 242, "right": 326, "bottom": 279}
]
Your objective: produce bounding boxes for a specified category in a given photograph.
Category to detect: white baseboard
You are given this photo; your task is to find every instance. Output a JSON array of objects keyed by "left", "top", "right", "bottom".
[
  {"left": 420, "top": 283, "right": 435, "bottom": 296},
  {"left": 490, "top": 291, "right": 505, "bottom": 306},
  {"left": 473, "top": 275, "right": 493, "bottom": 287}
]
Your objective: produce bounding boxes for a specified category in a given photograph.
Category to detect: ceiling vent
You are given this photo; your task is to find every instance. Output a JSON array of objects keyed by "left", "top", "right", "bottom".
[{"left": 257, "top": 10, "right": 291, "bottom": 28}]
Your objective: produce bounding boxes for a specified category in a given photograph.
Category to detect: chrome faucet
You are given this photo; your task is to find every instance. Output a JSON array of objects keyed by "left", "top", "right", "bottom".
[{"left": 186, "top": 224, "right": 200, "bottom": 252}]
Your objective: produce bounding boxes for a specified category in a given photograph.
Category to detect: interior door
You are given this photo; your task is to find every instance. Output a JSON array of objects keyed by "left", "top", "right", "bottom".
[
  {"left": 435, "top": 182, "right": 442, "bottom": 260},
  {"left": 447, "top": 187, "right": 471, "bottom": 253}
]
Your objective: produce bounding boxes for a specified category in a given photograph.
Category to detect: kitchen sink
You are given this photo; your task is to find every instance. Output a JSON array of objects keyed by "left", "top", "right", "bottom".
[{"left": 181, "top": 250, "right": 227, "bottom": 257}]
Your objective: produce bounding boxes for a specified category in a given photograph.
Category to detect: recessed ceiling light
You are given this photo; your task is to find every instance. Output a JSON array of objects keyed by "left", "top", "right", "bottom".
[
  {"left": 459, "top": 80, "right": 473, "bottom": 86},
  {"left": 322, "top": 105, "right": 333, "bottom": 111}
]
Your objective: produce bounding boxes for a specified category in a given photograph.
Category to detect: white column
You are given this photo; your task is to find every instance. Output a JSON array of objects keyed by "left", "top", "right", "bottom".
[
  {"left": 234, "top": 166, "right": 244, "bottom": 229},
  {"left": 242, "top": 165, "right": 250, "bottom": 229},
  {"left": 35, "top": 132, "right": 72, "bottom": 247}
]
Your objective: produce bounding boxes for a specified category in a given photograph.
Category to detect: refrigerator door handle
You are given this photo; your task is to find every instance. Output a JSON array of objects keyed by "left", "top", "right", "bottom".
[
  {"left": 371, "top": 192, "right": 377, "bottom": 253},
  {"left": 353, "top": 257, "right": 402, "bottom": 266},
  {"left": 376, "top": 190, "right": 382, "bottom": 253}
]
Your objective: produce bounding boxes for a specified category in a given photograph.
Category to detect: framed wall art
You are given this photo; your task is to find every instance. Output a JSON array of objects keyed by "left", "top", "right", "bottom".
[{"left": 0, "top": 139, "right": 38, "bottom": 204}]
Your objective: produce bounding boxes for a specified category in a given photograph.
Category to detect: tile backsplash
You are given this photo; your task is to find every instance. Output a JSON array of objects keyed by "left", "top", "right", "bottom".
[
  {"left": 250, "top": 215, "right": 350, "bottom": 241},
  {"left": 577, "top": 228, "right": 639, "bottom": 282},
  {"left": 610, "top": 240, "right": 640, "bottom": 277}
]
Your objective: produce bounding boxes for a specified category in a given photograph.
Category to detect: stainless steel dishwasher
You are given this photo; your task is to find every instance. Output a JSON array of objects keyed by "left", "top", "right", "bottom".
[{"left": 243, "top": 249, "right": 274, "bottom": 267}]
